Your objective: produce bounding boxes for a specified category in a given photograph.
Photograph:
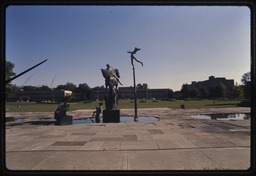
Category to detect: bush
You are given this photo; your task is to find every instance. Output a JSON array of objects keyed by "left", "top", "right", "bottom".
[{"left": 238, "top": 99, "right": 250, "bottom": 107}]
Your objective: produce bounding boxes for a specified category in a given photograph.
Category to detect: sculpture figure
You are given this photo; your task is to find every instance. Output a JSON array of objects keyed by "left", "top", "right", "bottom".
[
  {"left": 54, "top": 102, "right": 73, "bottom": 125},
  {"left": 127, "top": 47, "right": 143, "bottom": 121},
  {"left": 91, "top": 102, "right": 103, "bottom": 123},
  {"left": 127, "top": 47, "right": 143, "bottom": 68},
  {"left": 54, "top": 102, "right": 69, "bottom": 119},
  {"left": 101, "top": 64, "right": 122, "bottom": 110}
]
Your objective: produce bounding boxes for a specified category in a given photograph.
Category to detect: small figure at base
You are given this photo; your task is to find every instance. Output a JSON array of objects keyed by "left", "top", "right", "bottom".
[{"left": 91, "top": 102, "right": 103, "bottom": 123}]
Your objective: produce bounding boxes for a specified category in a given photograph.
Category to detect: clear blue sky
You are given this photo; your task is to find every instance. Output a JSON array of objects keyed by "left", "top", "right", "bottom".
[{"left": 6, "top": 5, "right": 250, "bottom": 91}]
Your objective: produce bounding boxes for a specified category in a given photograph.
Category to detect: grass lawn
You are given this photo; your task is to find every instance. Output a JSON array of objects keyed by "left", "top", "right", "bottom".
[{"left": 6, "top": 99, "right": 242, "bottom": 112}]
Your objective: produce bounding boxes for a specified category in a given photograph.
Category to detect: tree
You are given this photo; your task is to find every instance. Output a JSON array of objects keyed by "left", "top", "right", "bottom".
[
  {"left": 92, "top": 85, "right": 105, "bottom": 90},
  {"left": 40, "top": 85, "right": 50, "bottom": 90},
  {"left": 22, "top": 85, "right": 37, "bottom": 91},
  {"left": 142, "top": 83, "right": 148, "bottom": 89},
  {"left": 231, "top": 86, "right": 244, "bottom": 98},
  {"left": 241, "top": 72, "right": 251, "bottom": 98},
  {"left": 199, "top": 86, "right": 209, "bottom": 98},
  {"left": 190, "top": 87, "right": 200, "bottom": 98},
  {"left": 241, "top": 72, "right": 251, "bottom": 85},
  {"left": 76, "top": 83, "right": 90, "bottom": 92},
  {"left": 6, "top": 61, "right": 16, "bottom": 80},
  {"left": 137, "top": 83, "right": 143, "bottom": 89},
  {"left": 75, "top": 83, "right": 91, "bottom": 100},
  {"left": 21, "top": 85, "right": 50, "bottom": 91},
  {"left": 137, "top": 83, "right": 148, "bottom": 90},
  {"left": 209, "top": 81, "right": 231, "bottom": 99},
  {"left": 6, "top": 61, "right": 17, "bottom": 97},
  {"left": 6, "top": 84, "right": 18, "bottom": 97},
  {"left": 215, "top": 82, "right": 229, "bottom": 98},
  {"left": 168, "top": 89, "right": 174, "bottom": 99},
  {"left": 181, "top": 84, "right": 190, "bottom": 98},
  {"left": 56, "top": 82, "right": 77, "bottom": 91}
]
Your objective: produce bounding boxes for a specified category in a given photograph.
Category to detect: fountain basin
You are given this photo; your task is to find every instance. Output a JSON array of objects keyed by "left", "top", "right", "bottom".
[
  {"left": 190, "top": 113, "right": 250, "bottom": 120},
  {"left": 49, "top": 116, "right": 159, "bottom": 126}
]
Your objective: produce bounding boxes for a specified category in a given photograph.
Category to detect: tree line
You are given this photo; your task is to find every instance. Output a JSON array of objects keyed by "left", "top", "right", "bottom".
[
  {"left": 16, "top": 82, "right": 99, "bottom": 101},
  {"left": 6, "top": 61, "right": 251, "bottom": 100},
  {"left": 179, "top": 82, "right": 244, "bottom": 99},
  {"left": 169, "top": 72, "right": 250, "bottom": 99}
]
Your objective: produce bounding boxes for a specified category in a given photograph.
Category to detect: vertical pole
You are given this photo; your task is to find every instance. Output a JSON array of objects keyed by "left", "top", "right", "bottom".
[{"left": 133, "top": 67, "right": 138, "bottom": 121}]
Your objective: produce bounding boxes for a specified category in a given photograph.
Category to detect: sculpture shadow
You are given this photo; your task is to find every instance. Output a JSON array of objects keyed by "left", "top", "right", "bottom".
[{"left": 24, "top": 120, "right": 55, "bottom": 125}]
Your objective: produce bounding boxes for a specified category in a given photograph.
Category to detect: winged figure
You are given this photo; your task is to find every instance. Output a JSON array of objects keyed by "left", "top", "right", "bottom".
[
  {"left": 101, "top": 64, "right": 122, "bottom": 110},
  {"left": 127, "top": 47, "right": 143, "bottom": 67}
]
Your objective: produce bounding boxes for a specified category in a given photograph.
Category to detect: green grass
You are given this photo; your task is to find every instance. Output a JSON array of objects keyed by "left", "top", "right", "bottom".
[
  {"left": 5, "top": 99, "right": 243, "bottom": 112},
  {"left": 121, "top": 99, "right": 241, "bottom": 109},
  {"left": 6, "top": 102, "right": 59, "bottom": 112}
]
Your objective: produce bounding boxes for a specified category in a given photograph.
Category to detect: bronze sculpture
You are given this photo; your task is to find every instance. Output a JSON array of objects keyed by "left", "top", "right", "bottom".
[
  {"left": 54, "top": 102, "right": 69, "bottom": 118},
  {"left": 127, "top": 47, "right": 143, "bottom": 67},
  {"left": 101, "top": 64, "right": 122, "bottom": 110},
  {"left": 128, "top": 47, "right": 143, "bottom": 121},
  {"left": 101, "top": 64, "right": 122, "bottom": 122},
  {"left": 54, "top": 102, "right": 72, "bottom": 125},
  {"left": 91, "top": 102, "right": 103, "bottom": 123}
]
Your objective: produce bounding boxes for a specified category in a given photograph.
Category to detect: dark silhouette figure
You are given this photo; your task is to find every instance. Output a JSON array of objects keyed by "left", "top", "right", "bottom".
[
  {"left": 127, "top": 47, "right": 143, "bottom": 67},
  {"left": 92, "top": 102, "right": 103, "bottom": 123}
]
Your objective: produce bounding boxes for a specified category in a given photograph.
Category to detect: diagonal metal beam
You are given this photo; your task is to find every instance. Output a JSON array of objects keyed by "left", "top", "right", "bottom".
[{"left": 5, "top": 59, "right": 47, "bottom": 84}]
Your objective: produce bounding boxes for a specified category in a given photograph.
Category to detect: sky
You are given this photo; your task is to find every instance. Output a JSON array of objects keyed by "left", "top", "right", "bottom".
[{"left": 6, "top": 5, "right": 251, "bottom": 91}]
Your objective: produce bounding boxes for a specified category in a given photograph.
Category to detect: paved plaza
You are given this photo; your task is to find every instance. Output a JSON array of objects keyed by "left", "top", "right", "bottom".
[{"left": 5, "top": 107, "right": 251, "bottom": 171}]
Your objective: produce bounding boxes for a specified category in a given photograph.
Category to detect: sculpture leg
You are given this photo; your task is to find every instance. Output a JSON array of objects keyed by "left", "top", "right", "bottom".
[{"left": 95, "top": 114, "right": 100, "bottom": 123}]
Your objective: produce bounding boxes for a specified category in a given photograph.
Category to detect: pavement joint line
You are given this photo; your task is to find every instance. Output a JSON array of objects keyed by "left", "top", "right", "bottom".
[
  {"left": 30, "top": 152, "right": 58, "bottom": 169},
  {"left": 155, "top": 142, "right": 161, "bottom": 150},
  {"left": 221, "top": 121, "right": 250, "bottom": 128},
  {"left": 197, "top": 148, "right": 224, "bottom": 169},
  {"left": 6, "top": 146, "right": 250, "bottom": 153}
]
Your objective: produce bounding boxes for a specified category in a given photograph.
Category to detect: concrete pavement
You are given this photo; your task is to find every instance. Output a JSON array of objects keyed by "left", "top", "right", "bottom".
[{"left": 5, "top": 107, "right": 251, "bottom": 170}]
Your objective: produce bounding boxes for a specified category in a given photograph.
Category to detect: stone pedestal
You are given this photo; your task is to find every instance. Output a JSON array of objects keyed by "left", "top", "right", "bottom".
[
  {"left": 103, "top": 110, "right": 120, "bottom": 123},
  {"left": 55, "top": 115, "right": 73, "bottom": 125}
]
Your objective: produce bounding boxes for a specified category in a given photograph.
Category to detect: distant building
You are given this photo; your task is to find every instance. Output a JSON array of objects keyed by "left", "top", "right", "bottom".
[
  {"left": 147, "top": 89, "right": 170, "bottom": 99},
  {"left": 118, "top": 87, "right": 169, "bottom": 99},
  {"left": 90, "top": 89, "right": 106, "bottom": 100},
  {"left": 190, "top": 75, "right": 234, "bottom": 89},
  {"left": 72, "top": 92, "right": 84, "bottom": 101},
  {"left": 118, "top": 87, "right": 134, "bottom": 99},
  {"left": 90, "top": 86, "right": 170, "bottom": 100},
  {"left": 173, "top": 91, "right": 183, "bottom": 98},
  {"left": 13, "top": 85, "right": 171, "bottom": 102},
  {"left": 15, "top": 90, "right": 72, "bottom": 102}
]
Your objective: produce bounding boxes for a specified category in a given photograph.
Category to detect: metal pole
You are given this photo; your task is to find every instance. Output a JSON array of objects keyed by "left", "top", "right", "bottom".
[
  {"left": 133, "top": 66, "right": 138, "bottom": 121},
  {"left": 6, "top": 59, "right": 48, "bottom": 84},
  {"left": 128, "top": 47, "right": 142, "bottom": 122}
]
